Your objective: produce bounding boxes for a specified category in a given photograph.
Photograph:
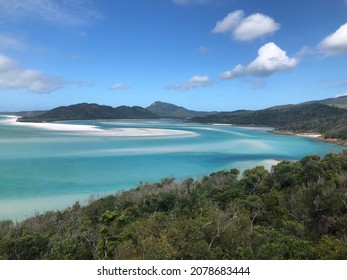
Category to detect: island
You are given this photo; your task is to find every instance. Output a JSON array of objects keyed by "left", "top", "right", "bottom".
[
  {"left": 17, "top": 103, "right": 159, "bottom": 122},
  {"left": 12, "top": 96, "right": 347, "bottom": 145}
]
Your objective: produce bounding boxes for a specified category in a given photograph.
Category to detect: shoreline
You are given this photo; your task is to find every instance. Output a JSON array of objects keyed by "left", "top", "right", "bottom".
[
  {"left": 271, "top": 129, "right": 322, "bottom": 138},
  {"left": 315, "top": 137, "right": 347, "bottom": 147},
  {"left": 4, "top": 115, "right": 345, "bottom": 146},
  {"left": 1, "top": 157, "right": 282, "bottom": 222},
  {"left": 189, "top": 121, "right": 347, "bottom": 148},
  {"left": 272, "top": 129, "right": 347, "bottom": 147},
  {"left": 210, "top": 123, "right": 346, "bottom": 147}
]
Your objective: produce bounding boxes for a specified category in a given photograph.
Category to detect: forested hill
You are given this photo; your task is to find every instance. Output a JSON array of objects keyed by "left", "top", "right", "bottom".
[
  {"left": 191, "top": 103, "right": 347, "bottom": 140},
  {"left": 12, "top": 97, "right": 347, "bottom": 139},
  {"left": 1, "top": 150, "right": 347, "bottom": 260},
  {"left": 306, "top": 95, "right": 347, "bottom": 109},
  {"left": 146, "top": 101, "right": 214, "bottom": 119},
  {"left": 17, "top": 103, "right": 158, "bottom": 122}
]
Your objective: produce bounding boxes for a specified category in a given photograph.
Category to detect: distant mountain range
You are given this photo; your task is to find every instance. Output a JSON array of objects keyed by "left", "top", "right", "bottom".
[
  {"left": 9, "top": 96, "right": 347, "bottom": 141},
  {"left": 16, "top": 101, "right": 216, "bottom": 122}
]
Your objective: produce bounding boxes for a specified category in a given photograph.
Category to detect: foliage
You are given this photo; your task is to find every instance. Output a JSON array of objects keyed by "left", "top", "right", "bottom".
[
  {"left": 18, "top": 103, "right": 158, "bottom": 122},
  {"left": 146, "top": 101, "right": 212, "bottom": 119},
  {"left": 191, "top": 103, "right": 347, "bottom": 140},
  {"left": 1, "top": 150, "right": 347, "bottom": 259}
]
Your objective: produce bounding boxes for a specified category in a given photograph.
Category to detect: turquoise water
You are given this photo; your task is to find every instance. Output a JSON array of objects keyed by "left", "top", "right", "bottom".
[{"left": 0, "top": 116, "right": 344, "bottom": 221}]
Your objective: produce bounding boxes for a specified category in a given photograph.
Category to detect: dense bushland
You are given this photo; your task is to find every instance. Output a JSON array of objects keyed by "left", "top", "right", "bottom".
[
  {"left": 191, "top": 103, "right": 347, "bottom": 140},
  {"left": 1, "top": 150, "right": 347, "bottom": 260}
]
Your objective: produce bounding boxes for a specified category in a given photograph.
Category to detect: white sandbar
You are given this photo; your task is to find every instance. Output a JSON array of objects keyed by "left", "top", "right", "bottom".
[
  {"left": 260, "top": 159, "right": 282, "bottom": 170},
  {"left": 3, "top": 116, "right": 198, "bottom": 137},
  {"left": 295, "top": 133, "right": 322, "bottom": 138}
]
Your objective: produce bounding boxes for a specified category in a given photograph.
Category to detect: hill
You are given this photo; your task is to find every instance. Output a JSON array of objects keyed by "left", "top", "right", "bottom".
[
  {"left": 146, "top": 101, "right": 214, "bottom": 119},
  {"left": 17, "top": 103, "right": 158, "bottom": 122},
  {"left": 191, "top": 102, "right": 347, "bottom": 140},
  {"left": 11, "top": 97, "right": 347, "bottom": 140},
  {"left": 305, "top": 95, "right": 347, "bottom": 109}
]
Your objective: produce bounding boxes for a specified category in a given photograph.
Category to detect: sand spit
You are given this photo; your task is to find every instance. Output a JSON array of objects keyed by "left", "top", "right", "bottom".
[
  {"left": 272, "top": 130, "right": 321, "bottom": 138},
  {"left": 2, "top": 116, "right": 198, "bottom": 137},
  {"left": 272, "top": 129, "right": 347, "bottom": 147}
]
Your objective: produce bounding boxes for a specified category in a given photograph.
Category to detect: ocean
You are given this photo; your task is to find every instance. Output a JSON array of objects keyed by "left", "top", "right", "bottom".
[{"left": 0, "top": 116, "right": 344, "bottom": 221}]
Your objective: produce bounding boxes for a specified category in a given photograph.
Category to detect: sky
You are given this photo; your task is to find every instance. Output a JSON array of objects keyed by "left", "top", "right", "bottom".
[{"left": 0, "top": 0, "right": 347, "bottom": 112}]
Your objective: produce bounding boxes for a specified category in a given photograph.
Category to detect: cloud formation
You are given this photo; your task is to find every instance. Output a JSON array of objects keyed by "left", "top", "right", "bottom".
[
  {"left": 167, "top": 75, "right": 213, "bottom": 91},
  {"left": 0, "top": 0, "right": 101, "bottom": 25},
  {"left": 212, "top": 10, "right": 280, "bottom": 41},
  {"left": 0, "top": 34, "right": 24, "bottom": 51},
  {"left": 220, "top": 42, "right": 298, "bottom": 79},
  {"left": 109, "top": 83, "right": 128, "bottom": 91},
  {"left": 318, "top": 23, "right": 347, "bottom": 56},
  {"left": 172, "top": 0, "right": 209, "bottom": 5},
  {"left": 0, "top": 53, "right": 67, "bottom": 93}
]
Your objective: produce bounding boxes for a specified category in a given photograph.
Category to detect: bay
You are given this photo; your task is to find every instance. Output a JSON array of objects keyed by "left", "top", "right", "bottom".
[{"left": 0, "top": 116, "right": 344, "bottom": 221}]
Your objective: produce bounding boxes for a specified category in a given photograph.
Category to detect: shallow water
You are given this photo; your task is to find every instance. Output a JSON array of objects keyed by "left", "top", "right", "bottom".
[{"left": 0, "top": 116, "right": 344, "bottom": 221}]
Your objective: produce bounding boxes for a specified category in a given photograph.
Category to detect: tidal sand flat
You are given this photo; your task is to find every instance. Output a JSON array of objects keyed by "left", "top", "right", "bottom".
[
  {"left": 0, "top": 117, "right": 344, "bottom": 221},
  {"left": 10, "top": 117, "right": 197, "bottom": 137}
]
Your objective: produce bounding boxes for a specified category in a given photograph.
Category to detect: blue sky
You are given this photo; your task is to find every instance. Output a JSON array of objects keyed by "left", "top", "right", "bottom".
[{"left": 0, "top": 0, "right": 347, "bottom": 111}]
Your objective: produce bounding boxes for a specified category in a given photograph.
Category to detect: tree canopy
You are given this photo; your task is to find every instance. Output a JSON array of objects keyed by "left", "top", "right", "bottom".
[{"left": 1, "top": 150, "right": 347, "bottom": 260}]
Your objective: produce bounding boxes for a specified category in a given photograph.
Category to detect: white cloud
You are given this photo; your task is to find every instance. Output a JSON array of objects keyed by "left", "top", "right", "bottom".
[
  {"left": 167, "top": 75, "right": 213, "bottom": 91},
  {"left": 0, "top": 34, "right": 24, "bottom": 51},
  {"left": 318, "top": 23, "right": 347, "bottom": 56},
  {"left": 0, "top": 0, "right": 101, "bottom": 25},
  {"left": 109, "top": 83, "right": 128, "bottom": 91},
  {"left": 172, "top": 0, "right": 209, "bottom": 5},
  {"left": 247, "top": 43, "right": 298, "bottom": 76},
  {"left": 295, "top": 45, "right": 312, "bottom": 59},
  {"left": 219, "top": 64, "right": 245, "bottom": 79},
  {"left": 0, "top": 54, "right": 16, "bottom": 71},
  {"left": 220, "top": 42, "right": 298, "bottom": 79},
  {"left": 212, "top": 10, "right": 280, "bottom": 41},
  {"left": 212, "top": 10, "right": 244, "bottom": 34},
  {"left": 0, "top": 53, "right": 67, "bottom": 93},
  {"left": 234, "top": 13, "right": 280, "bottom": 42}
]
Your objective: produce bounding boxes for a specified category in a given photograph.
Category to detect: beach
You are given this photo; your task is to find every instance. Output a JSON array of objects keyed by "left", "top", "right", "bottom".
[{"left": 272, "top": 129, "right": 347, "bottom": 147}]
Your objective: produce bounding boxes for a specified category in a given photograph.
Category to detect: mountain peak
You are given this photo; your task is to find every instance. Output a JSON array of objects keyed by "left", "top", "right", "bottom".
[{"left": 146, "top": 101, "right": 214, "bottom": 119}]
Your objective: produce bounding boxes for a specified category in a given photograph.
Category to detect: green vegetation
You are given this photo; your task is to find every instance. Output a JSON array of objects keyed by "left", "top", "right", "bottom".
[
  {"left": 146, "top": 101, "right": 214, "bottom": 119},
  {"left": 312, "top": 95, "right": 347, "bottom": 110},
  {"left": 13, "top": 96, "right": 347, "bottom": 139},
  {"left": 191, "top": 103, "right": 347, "bottom": 140},
  {"left": 17, "top": 103, "right": 158, "bottom": 122},
  {"left": 1, "top": 151, "right": 347, "bottom": 260}
]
